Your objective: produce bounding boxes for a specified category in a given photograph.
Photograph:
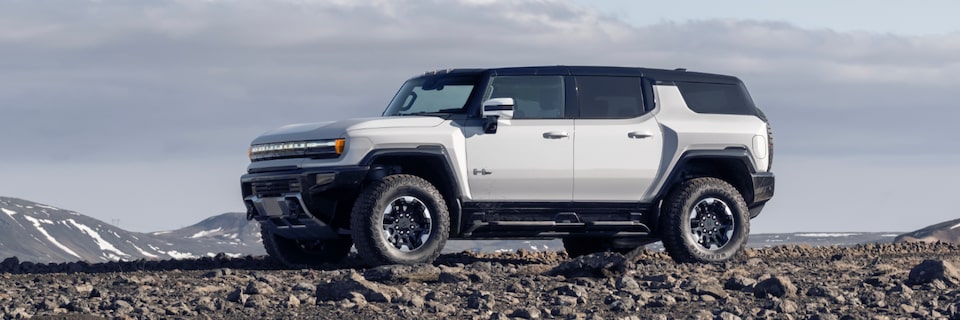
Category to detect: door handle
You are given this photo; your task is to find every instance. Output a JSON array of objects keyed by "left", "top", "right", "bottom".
[
  {"left": 543, "top": 131, "right": 569, "bottom": 139},
  {"left": 627, "top": 131, "right": 652, "bottom": 139}
]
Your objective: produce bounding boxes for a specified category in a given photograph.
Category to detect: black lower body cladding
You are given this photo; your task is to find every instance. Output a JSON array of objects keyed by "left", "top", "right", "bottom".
[
  {"left": 748, "top": 172, "right": 775, "bottom": 218},
  {"left": 240, "top": 166, "right": 370, "bottom": 239}
]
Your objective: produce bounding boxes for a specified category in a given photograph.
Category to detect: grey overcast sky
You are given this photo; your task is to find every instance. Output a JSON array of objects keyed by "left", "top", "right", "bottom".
[{"left": 1, "top": 0, "right": 958, "bottom": 233}]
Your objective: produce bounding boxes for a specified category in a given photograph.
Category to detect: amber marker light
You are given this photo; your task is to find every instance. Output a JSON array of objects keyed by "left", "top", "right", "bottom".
[{"left": 335, "top": 139, "right": 346, "bottom": 155}]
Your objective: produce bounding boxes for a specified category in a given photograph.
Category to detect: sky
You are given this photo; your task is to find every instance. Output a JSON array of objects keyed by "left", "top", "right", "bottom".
[{"left": 1, "top": 0, "right": 959, "bottom": 233}]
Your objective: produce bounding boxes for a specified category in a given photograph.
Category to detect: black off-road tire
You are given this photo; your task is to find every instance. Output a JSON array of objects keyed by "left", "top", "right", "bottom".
[
  {"left": 660, "top": 177, "right": 750, "bottom": 263},
  {"left": 260, "top": 227, "right": 352, "bottom": 267},
  {"left": 350, "top": 174, "right": 450, "bottom": 266}
]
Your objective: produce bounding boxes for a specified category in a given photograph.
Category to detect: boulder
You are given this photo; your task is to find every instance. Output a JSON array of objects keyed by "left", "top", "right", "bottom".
[
  {"left": 908, "top": 259, "right": 960, "bottom": 286},
  {"left": 316, "top": 271, "right": 402, "bottom": 303},
  {"left": 754, "top": 275, "right": 797, "bottom": 298}
]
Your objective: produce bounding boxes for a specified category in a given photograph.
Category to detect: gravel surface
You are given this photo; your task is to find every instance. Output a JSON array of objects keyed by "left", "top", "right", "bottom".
[{"left": 4, "top": 242, "right": 960, "bottom": 319}]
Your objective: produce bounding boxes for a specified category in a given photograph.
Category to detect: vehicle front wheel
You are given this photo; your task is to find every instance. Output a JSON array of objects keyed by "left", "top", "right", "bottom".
[
  {"left": 350, "top": 174, "right": 450, "bottom": 266},
  {"left": 660, "top": 177, "right": 750, "bottom": 263},
  {"left": 261, "top": 227, "right": 353, "bottom": 267}
]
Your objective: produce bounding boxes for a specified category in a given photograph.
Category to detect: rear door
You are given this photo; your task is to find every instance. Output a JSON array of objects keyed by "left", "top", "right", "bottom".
[{"left": 573, "top": 76, "right": 663, "bottom": 201}]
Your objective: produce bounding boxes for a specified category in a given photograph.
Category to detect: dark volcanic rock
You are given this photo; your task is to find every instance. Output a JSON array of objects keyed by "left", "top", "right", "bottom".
[
  {"left": 907, "top": 259, "right": 960, "bottom": 286},
  {"left": 754, "top": 275, "right": 797, "bottom": 298},
  {"left": 1, "top": 256, "right": 19, "bottom": 273},
  {"left": 548, "top": 252, "right": 628, "bottom": 278},
  {"left": 690, "top": 282, "right": 728, "bottom": 299},
  {"left": 5, "top": 242, "right": 960, "bottom": 319},
  {"left": 316, "top": 271, "right": 402, "bottom": 303},
  {"left": 724, "top": 275, "right": 757, "bottom": 291},
  {"left": 363, "top": 264, "right": 441, "bottom": 283}
]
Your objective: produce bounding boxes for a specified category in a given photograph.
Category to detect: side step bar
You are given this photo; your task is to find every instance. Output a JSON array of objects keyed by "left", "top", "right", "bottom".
[{"left": 461, "top": 211, "right": 653, "bottom": 238}]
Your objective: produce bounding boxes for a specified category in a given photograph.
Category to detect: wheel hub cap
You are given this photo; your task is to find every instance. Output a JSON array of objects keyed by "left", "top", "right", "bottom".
[
  {"left": 381, "top": 196, "right": 432, "bottom": 251},
  {"left": 689, "top": 197, "right": 735, "bottom": 250}
]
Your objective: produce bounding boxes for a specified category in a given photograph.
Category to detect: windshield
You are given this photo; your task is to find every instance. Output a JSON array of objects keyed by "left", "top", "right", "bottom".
[{"left": 383, "top": 74, "right": 481, "bottom": 116}]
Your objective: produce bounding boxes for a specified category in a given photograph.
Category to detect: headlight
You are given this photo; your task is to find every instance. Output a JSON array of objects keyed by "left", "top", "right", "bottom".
[{"left": 248, "top": 138, "right": 346, "bottom": 161}]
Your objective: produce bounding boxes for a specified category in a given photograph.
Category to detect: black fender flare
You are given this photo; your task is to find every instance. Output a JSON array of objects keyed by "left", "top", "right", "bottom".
[
  {"left": 359, "top": 145, "right": 465, "bottom": 236},
  {"left": 651, "top": 148, "right": 757, "bottom": 227}
]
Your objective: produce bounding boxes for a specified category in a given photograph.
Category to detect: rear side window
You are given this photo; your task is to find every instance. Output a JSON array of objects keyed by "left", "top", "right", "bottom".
[
  {"left": 676, "top": 82, "right": 757, "bottom": 115},
  {"left": 576, "top": 76, "right": 646, "bottom": 119}
]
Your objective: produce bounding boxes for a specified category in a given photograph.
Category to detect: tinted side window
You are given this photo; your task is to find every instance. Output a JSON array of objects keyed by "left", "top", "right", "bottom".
[
  {"left": 484, "top": 76, "right": 564, "bottom": 119},
  {"left": 576, "top": 76, "right": 645, "bottom": 119},
  {"left": 676, "top": 82, "right": 757, "bottom": 115}
]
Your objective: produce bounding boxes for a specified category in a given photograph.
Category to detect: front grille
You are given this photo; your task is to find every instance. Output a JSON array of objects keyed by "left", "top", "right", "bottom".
[{"left": 251, "top": 178, "right": 301, "bottom": 197}]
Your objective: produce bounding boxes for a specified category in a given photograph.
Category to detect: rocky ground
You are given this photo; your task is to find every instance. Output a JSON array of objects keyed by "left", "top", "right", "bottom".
[{"left": 4, "top": 242, "right": 960, "bottom": 319}]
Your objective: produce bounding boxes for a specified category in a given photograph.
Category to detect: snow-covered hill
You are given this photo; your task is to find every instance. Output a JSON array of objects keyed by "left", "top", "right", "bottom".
[
  {"left": 0, "top": 197, "right": 263, "bottom": 263},
  {"left": 895, "top": 218, "right": 960, "bottom": 244},
  {"left": 150, "top": 212, "right": 263, "bottom": 257}
]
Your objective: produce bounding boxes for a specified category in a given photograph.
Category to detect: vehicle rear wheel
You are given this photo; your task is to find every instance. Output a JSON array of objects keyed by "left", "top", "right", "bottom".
[
  {"left": 261, "top": 227, "right": 352, "bottom": 267},
  {"left": 351, "top": 174, "right": 450, "bottom": 266},
  {"left": 660, "top": 177, "right": 749, "bottom": 263}
]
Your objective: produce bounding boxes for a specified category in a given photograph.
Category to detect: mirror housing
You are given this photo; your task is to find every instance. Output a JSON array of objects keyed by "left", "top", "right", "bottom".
[
  {"left": 482, "top": 98, "right": 515, "bottom": 119},
  {"left": 481, "top": 98, "right": 514, "bottom": 134}
]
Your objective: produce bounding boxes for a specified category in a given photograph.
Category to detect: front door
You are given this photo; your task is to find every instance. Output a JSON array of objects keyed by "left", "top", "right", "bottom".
[{"left": 464, "top": 75, "right": 573, "bottom": 201}]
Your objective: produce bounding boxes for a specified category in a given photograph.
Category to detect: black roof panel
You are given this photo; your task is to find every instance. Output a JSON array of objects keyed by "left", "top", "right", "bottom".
[{"left": 432, "top": 65, "right": 741, "bottom": 84}]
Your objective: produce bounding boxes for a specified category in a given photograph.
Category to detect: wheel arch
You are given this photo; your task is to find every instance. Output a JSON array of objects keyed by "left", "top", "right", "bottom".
[
  {"left": 654, "top": 148, "right": 757, "bottom": 224},
  {"left": 359, "top": 146, "right": 464, "bottom": 236}
]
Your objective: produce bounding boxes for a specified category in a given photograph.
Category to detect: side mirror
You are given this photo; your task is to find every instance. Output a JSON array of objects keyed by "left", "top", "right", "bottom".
[
  {"left": 482, "top": 98, "right": 515, "bottom": 119},
  {"left": 481, "top": 98, "right": 514, "bottom": 134}
]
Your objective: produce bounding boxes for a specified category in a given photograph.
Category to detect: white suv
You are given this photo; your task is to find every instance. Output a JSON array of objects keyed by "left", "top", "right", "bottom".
[{"left": 241, "top": 66, "right": 775, "bottom": 266}]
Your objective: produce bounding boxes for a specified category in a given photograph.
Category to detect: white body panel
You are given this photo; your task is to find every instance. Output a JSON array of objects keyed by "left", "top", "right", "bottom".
[
  {"left": 573, "top": 113, "right": 663, "bottom": 201},
  {"left": 644, "top": 84, "right": 770, "bottom": 201},
  {"left": 463, "top": 119, "right": 574, "bottom": 201}
]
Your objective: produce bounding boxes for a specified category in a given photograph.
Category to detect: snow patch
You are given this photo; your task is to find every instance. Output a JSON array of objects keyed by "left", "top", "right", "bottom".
[
  {"left": 189, "top": 227, "right": 223, "bottom": 239},
  {"left": 166, "top": 250, "right": 197, "bottom": 259},
  {"left": 794, "top": 233, "right": 860, "bottom": 237},
  {"left": 881, "top": 234, "right": 900, "bottom": 237},
  {"left": 206, "top": 252, "right": 242, "bottom": 258},
  {"left": 129, "top": 243, "right": 159, "bottom": 258},
  {"left": 1, "top": 208, "right": 16, "bottom": 217},
  {"left": 23, "top": 215, "right": 82, "bottom": 260},
  {"left": 950, "top": 223, "right": 960, "bottom": 230},
  {"left": 152, "top": 231, "right": 172, "bottom": 235},
  {"left": 102, "top": 253, "right": 125, "bottom": 261},
  {"left": 35, "top": 204, "right": 61, "bottom": 211},
  {"left": 66, "top": 219, "right": 129, "bottom": 258}
]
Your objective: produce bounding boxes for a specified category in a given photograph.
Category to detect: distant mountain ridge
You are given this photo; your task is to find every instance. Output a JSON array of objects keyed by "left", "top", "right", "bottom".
[
  {"left": 895, "top": 218, "right": 960, "bottom": 244},
  {"left": 0, "top": 196, "right": 264, "bottom": 263}
]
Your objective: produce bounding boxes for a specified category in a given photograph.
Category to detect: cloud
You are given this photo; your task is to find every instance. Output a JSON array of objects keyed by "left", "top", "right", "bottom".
[{"left": 0, "top": 0, "right": 957, "bottom": 231}]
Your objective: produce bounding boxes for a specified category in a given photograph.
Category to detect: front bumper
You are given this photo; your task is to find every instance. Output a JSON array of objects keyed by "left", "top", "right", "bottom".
[
  {"left": 240, "top": 166, "right": 369, "bottom": 239},
  {"left": 748, "top": 172, "right": 775, "bottom": 218}
]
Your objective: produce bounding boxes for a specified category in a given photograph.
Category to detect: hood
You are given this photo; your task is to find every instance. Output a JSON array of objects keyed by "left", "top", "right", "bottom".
[{"left": 251, "top": 116, "right": 446, "bottom": 144}]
